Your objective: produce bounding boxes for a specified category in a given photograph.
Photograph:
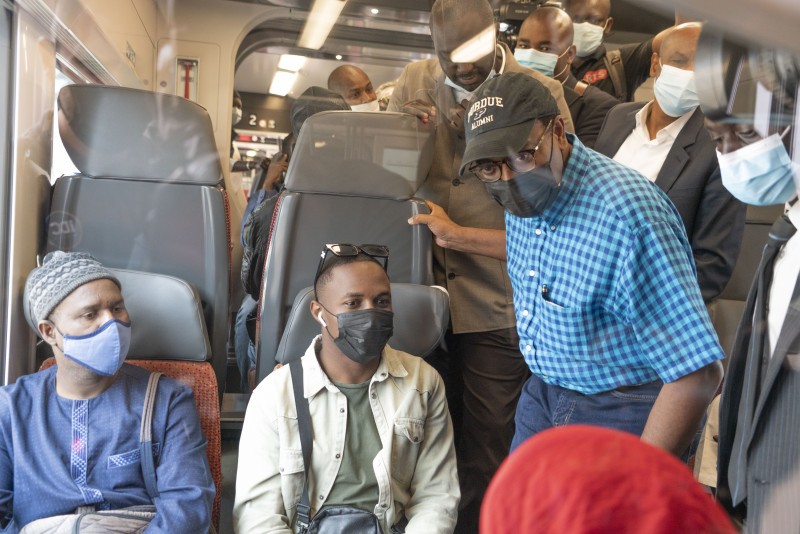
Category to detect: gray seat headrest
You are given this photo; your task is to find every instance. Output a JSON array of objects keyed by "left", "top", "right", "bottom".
[
  {"left": 275, "top": 284, "right": 449, "bottom": 365},
  {"left": 285, "top": 111, "right": 436, "bottom": 200},
  {"left": 57, "top": 85, "right": 222, "bottom": 185},
  {"left": 23, "top": 268, "right": 211, "bottom": 361}
]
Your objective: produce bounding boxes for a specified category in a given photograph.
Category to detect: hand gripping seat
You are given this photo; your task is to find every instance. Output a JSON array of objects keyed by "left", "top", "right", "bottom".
[
  {"left": 28, "top": 269, "right": 223, "bottom": 532},
  {"left": 276, "top": 284, "right": 450, "bottom": 364},
  {"left": 255, "top": 110, "right": 436, "bottom": 382},
  {"left": 49, "top": 85, "right": 230, "bottom": 399}
]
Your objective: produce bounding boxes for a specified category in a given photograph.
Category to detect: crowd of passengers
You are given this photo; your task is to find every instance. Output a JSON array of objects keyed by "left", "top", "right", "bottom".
[{"left": 1, "top": 0, "right": 798, "bottom": 532}]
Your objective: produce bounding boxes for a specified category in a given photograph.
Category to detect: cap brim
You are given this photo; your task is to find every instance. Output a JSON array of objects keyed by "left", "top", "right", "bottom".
[{"left": 460, "top": 120, "right": 536, "bottom": 176}]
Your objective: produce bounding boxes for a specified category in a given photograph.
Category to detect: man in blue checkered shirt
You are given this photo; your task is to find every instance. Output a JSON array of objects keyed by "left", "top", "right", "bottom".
[{"left": 412, "top": 71, "right": 724, "bottom": 457}]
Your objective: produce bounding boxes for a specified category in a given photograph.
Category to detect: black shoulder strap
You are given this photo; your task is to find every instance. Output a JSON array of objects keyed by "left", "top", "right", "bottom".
[
  {"left": 290, "top": 360, "right": 313, "bottom": 532},
  {"left": 140, "top": 371, "right": 163, "bottom": 500},
  {"left": 604, "top": 49, "right": 627, "bottom": 101}
]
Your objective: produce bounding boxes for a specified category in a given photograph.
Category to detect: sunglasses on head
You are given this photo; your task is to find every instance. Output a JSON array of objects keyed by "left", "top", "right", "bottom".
[{"left": 313, "top": 243, "right": 390, "bottom": 292}]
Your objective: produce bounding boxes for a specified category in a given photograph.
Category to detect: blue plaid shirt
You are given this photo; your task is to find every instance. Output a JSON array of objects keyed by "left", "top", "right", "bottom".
[{"left": 506, "top": 135, "right": 724, "bottom": 394}]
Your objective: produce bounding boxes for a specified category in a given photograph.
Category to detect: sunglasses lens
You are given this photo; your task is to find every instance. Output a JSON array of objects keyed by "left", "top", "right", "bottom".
[
  {"left": 360, "top": 245, "right": 389, "bottom": 257},
  {"left": 328, "top": 244, "right": 359, "bottom": 256}
]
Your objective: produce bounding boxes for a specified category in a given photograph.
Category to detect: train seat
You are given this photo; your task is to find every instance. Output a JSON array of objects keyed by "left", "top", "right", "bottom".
[
  {"left": 29, "top": 269, "right": 223, "bottom": 531},
  {"left": 255, "top": 110, "right": 436, "bottom": 382},
  {"left": 48, "top": 84, "right": 230, "bottom": 398},
  {"left": 707, "top": 203, "right": 786, "bottom": 364},
  {"left": 275, "top": 283, "right": 450, "bottom": 364}
]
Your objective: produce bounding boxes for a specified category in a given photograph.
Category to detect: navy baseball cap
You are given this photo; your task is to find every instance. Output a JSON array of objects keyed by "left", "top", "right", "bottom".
[{"left": 460, "top": 72, "right": 560, "bottom": 175}]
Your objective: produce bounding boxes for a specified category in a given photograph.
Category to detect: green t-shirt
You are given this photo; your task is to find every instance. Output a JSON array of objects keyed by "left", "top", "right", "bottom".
[{"left": 322, "top": 380, "right": 383, "bottom": 513}]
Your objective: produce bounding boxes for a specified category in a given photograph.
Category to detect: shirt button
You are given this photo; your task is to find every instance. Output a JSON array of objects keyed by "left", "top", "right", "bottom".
[
  {"left": 371, "top": 393, "right": 377, "bottom": 399},
  {"left": 522, "top": 310, "right": 529, "bottom": 316},
  {"left": 319, "top": 495, "right": 325, "bottom": 501},
  {"left": 335, "top": 453, "right": 341, "bottom": 459},
  {"left": 550, "top": 225, "right": 556, "bottom": 231},
  {"left": 452, "top": 178, "right": 461, "bottom": 186},
  {"left": 535, "top": 229, "right": 542, "bottom": 236},
  {"left": 526, "top": 345, "right": 532, "bottom": 351},
  {"left": 413, "top": 436, "right": 419, "bottom": 442},
  {"left": 380, "top": 372, "right": 386, "bottom": 377},
  {"left": 448, "top": 272, "right": 456, "bottom": 280},
  {"left": 529, "top": 270, "right": 536, "bottom": 277},
  {"left": 339, "top": 408, "right": 345, "bottom": 413}
]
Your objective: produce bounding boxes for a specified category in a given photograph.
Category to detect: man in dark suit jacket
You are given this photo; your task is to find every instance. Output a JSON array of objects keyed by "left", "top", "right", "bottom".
[
  {"left": 713, "top": 120, "right": 800, "bottom": 531},
  {"left": 594, "top": 23, "right": 745, "bottom": 302},
  {"left": 515, "top": 7, "right": 618, "bottom": 149}
]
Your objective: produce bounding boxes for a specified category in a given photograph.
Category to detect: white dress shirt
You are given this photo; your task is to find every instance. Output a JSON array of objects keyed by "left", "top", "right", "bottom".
[
  {"left": 768, "top": 200, "right": 800, "bottom": 355},
  {"left": 612, "top": 101, "right": 694, "bottom": 182}
]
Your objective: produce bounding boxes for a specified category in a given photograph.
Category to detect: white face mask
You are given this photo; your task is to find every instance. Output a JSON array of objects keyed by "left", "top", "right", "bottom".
[
  {"left": 718, "top": 133, "right": 799, "bottom": 206},
  {"left": 350, "top": 99, "right": 380, "bottom": 112},
  {"left": 653, "top": 64, "right": 700, "bottom": 117},
  {"left": 445, "top": 72, "right": 496, "bottom": 103},
  {"left": 232, "top": 108, "right": 242, "bottom": 125},
  {"left": 572, "top": 22, "right": 605, "bottom": 57}
]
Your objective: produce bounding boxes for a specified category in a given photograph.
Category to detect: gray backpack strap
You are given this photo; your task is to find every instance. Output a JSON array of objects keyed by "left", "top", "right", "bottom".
[
  {"left": 139, "top": 372, "right": 163, "bottom": 500},
  {"left": 603, "top": 49, "right": 627, "bottom": 101},
  {"left": 289, "top": 360, "right": 313, "bottom": 533}
]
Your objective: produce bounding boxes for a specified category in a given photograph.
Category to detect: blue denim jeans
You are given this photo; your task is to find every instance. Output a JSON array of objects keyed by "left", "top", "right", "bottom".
[
  {"left": 510, "top": 373, "right": 662, "bottom": 453},
  {"left": 234, "top": 295, "right": 258, "bottom": 393}
]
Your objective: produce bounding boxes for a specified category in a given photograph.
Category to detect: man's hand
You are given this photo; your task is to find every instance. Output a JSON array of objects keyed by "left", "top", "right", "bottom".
[
  {"left": 400, "top": 100, "right": 437, "bottom": 125},
  {"left": 409, "top": 200, "right": 508, "bottom": 260},
  {"left": 264, "top": 154, "right": 289, "bottom": 190},
  {"left": 408, "top": 200, "right": 463, "bottom": 249}
]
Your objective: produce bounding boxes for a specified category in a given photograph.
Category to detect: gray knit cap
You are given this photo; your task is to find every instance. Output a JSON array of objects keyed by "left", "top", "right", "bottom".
[{"left": 25, "top": 251, "right": 121, "bottom": 325}]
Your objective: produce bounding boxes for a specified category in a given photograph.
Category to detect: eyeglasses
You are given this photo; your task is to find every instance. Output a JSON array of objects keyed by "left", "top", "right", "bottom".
[
  {"left": 313, "top": 243, "right": 390, "bottom": 292},
  {"left": 465, "top": 119, "right": 553, "bottom": 183}
]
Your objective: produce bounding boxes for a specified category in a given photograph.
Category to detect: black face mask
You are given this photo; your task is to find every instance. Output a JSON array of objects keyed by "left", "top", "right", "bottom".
[
  {"left": 484, "top": 165, "right": 560, "bottom": 218},
  {"left": 321, "top": 308, "right": 394, "bottom": 365}
]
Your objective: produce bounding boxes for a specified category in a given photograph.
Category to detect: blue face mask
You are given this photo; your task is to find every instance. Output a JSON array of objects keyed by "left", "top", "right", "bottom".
[
  {"left": 514, "top": 48, "right": 569, "bottom": 79},
  {"left": 653, "top": 64, "right": 700, "bottom": 117},
  {"left": 56, "top": 318, "right": 131, "bottom": 376},
  {"left": 718, "top": 133, "right": 799, "bottom": 206}
]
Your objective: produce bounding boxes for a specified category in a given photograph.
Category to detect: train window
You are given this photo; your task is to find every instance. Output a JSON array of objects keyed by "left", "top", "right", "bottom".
[{"left": 51, "top": 70, "right": 79, "bottom": 183}]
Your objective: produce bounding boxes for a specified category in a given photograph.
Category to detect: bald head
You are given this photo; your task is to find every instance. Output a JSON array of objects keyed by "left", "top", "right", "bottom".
[
  {"left": 656, "top": 22, "right": 702, "bottom": 72},
  {"left": 516, "top": 7, "right": 576, "bottom": 82},
  {"left": 565, "top": 0, "right": 611, "bottom": 23},
  {"left": 327, "top": 65, "right": 377, "bottom": 106},
  {"left": 430, "top": 0, "right": 494, "bottom": 31}
]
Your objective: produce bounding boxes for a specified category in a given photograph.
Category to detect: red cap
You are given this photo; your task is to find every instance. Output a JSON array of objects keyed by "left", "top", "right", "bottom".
[{"left": 480, "top": 425, "right": 735, "bottom": 534}]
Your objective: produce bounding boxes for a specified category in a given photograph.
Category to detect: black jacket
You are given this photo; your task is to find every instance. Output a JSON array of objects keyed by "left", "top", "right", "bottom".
[{"left": 594, "top": 102, "right": 746, "bottom": 302}]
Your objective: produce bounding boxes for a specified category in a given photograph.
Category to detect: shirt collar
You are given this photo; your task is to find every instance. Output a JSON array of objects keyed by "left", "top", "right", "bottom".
[
  {"left": 301, "top": 335, "right": 408, "bottom": 398},
  {"left": 634, "top": 101, "right": 694, "bottom": 144},
  {"left": 786, "top": 197, "right": 800, "bottom": 230}
]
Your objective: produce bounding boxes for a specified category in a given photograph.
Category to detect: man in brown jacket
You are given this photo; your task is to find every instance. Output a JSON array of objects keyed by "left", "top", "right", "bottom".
[{"left": 388, "top": 0, "right": 573, "bottom": 531}]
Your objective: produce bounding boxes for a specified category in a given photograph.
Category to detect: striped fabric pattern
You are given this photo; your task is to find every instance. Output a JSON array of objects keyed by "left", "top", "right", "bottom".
[{"left": 505, "top": 135, "right": 724, "bottom": 394}]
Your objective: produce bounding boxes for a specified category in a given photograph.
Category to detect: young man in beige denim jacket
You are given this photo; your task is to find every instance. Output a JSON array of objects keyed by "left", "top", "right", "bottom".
[{"left": 234, "top": 249, "right": 459, "bottom": 533}]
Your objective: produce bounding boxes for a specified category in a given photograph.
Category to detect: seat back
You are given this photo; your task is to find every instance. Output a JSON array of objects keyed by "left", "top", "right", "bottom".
[
  {"left": 31, "top": 269, "right": 221, "bottom": 530},
  {"left": 256, "top": 111, "right": 436, "bottom": 381},
  {"left": 276, "top": 284, "right": 450, "bottom": 364},
  {"left": 49, "top": 85, "right": 230, "bottom": 395},
  {"left": 708, "top": 204, "right": 785, "bottom": 366}
]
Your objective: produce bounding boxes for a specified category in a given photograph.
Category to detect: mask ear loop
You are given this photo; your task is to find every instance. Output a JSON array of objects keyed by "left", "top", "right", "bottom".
[{"left": 317, "top": 311, "right": 328, "bottom": 328}]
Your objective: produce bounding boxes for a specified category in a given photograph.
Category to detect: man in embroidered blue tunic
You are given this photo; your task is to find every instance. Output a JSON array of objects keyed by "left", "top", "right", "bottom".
[
  {"left": 457, "top": 72, "right": 725, "bottom": 457},
  {"left": 0, "top": 251, "right": 214, "bottom": 532}
]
